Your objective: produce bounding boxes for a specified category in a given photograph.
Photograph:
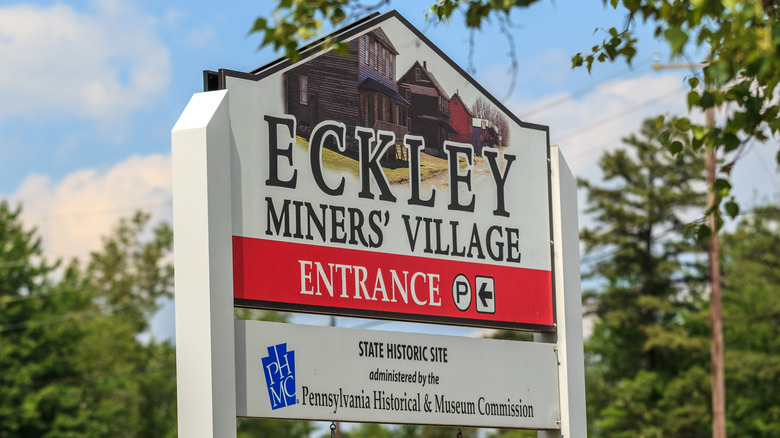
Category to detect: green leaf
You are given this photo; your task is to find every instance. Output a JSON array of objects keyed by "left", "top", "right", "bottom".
[
  {"left": 700, "top": 91, "right": 715, "bottom": 109},
  {"left": 674, "top": 117, "right": 691, "bottom": 132},
  {"left": 713, "top": 178, "right": 731, "bottom": 196},
  {"left": 571, "top": 53, "right": 583, "bottom": 68},
  {"left": 697, "top": 224, "right": 711, "bottom": 242},
  {"left": 687, "top": 91, "right": 700, "bottom": 108},
  {"left": 664, "top": 26, "right": 689, "bottom": 54},
  {"left": 668, "top": 140, "right": 684, "bottom": 154},
  {"left": 725, "top": 200, "right": 740, "bottom": 218},
  {"left": 683, "top": 223, "right": 699, "bottom": 240},
  {"left": 722, "top": 133, "right": 740, "bottom": 151},
  {"left": 688, "top": 77, "right": 700, "bottom": 88},
  {"left": 655, "top": 115, "right": 665, "bottom": 130},
  {"left": 660, "top": 129, "right": 672, "bottom": 145}
]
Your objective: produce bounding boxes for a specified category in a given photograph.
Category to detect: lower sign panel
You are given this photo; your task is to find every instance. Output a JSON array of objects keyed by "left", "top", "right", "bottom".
[{"left": 235, "top": 320, "right": 561, "bottom": 429}]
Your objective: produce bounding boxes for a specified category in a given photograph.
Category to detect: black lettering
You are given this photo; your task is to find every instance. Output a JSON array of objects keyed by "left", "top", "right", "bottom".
[
  {"left": 292, "top": 200, "right": 304, "bottom": 238},
  {"left": 264, "top": 115, "right": 297, "bottom": 189},
  {"left": 433, "top": 218, "right": 449, "bottom": 255},
  {"left": 330, "top": 206, "right": 347, "bottom": 243},
  {"left": 402, "top": 215, "right": 423, "bottom": 251},
  {"left": 483, "top": 149, "right": 516, "bottom": 217},
  {"left": 356, "top": 127, "right": 397, "bottom": 202},
  {"left": 450, "top": 221, "right": 466, "bottom": 256},
  {"left": 507, "top": 227, "right": 522, "bottom": 263},
  {"left": 467, "top": 223, "right": 485, "bottom": 259},
  {"left": 422, "top": 217, "right": 434, "bottom": 254},
  {"left": 486, "top": 225, "right": 504, "bottom": 261},
  {"left": 444, "top": 141, "right": 475, "bottom": 212},
  {"left": 404, "top": 135, "right": 435, "bottom": 206},
  {"left": 309, "top": 121, "right": 346, "bottom": 196},
  {"left": 348, "top": 208, "right": 369, "bottom": 246},
  {"left": 368, "top": 210, "right": 384, "bottom": 248},
  {"left": 306, "top": 203, "right": 328, "bottom": 241},
  {"left": 265, "top": 197, "right": 292, "bottom": 237}
]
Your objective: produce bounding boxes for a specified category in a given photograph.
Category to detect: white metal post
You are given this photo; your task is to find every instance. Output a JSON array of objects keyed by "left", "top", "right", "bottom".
[
  {"left": 537, "top": 145, "right": 588, "bottom": 438},
  {"left": 172, "top": 90, "right": 237, "bottom": 438}
]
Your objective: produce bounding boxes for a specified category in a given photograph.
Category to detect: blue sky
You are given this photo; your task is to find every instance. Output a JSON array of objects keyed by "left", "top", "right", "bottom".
[{"left": 2, "top": 0, "right": 778, "bottom": 340}]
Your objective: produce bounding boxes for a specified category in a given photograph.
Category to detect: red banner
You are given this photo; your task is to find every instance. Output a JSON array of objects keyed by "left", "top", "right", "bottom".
[{"left": 233, "top": 236, "right": 554, "bottom": 330}]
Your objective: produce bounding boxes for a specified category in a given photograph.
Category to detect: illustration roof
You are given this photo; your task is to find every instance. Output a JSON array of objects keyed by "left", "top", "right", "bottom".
[
  {"left": 370, "top": 27, "right": 398, "bottom": 55},
  {"left": 451, "top": 92, "right": 474, "bottom": 117},
  {"left": 399, "top": 61, "right": 450, "bottom": 101},
  {"left": 358, "top": 77, "right": 410, "bottom": 104}
]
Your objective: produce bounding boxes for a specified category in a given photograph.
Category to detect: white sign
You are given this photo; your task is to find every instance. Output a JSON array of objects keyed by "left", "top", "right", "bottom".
[
  {"left": 221, "top": 10, "right": 555, "bottom": 330},
  {"left": 235, "top": 320, "right": 560, "bottom": 429},
  {"left": 172, "top": 10, "right": 586, "bottom": 438}
]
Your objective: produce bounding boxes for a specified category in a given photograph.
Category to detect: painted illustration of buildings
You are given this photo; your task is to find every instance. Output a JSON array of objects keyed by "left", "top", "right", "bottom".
[
  {"left": 283, "top": 27, "right": 409, "bottom": 158},
  {"left": 397, "top": 61, "right": 458, "bottom": 154},
  {"left": 448, "top": 91, "right": 473, "bottom": 145}
]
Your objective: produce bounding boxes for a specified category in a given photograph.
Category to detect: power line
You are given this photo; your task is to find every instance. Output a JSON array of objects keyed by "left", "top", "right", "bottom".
[
  {"left": 22, "top": 201, "right": 171, "bottom": 222},
  {"left": 519, "top": 57, "right": 655, "bottom": 119},
  {"left": 555, "top": 86, "right": 684, "bottom": 144}
]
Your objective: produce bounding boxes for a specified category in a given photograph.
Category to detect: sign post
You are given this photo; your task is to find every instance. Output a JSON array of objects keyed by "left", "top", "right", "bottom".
[
  {"left": 172, "top": 90, "right": 237, "bottom": 437},
  {"left": 172, "top": 10, "right": 586, "bottom": 437},
  {"left": 536, "top": 146, "right": 587, "bottom": 437}
]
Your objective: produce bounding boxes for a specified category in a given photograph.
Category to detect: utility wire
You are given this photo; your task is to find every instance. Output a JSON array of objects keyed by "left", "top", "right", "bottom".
[
  {"left": 555, "top": 86, "right": 684, "bottom": 144},
  {"left": 22, "top": 201, "right": 170, "bottom": 222},
  {"left": 520, "top": 57, "right": 656, "bottom": 119}
]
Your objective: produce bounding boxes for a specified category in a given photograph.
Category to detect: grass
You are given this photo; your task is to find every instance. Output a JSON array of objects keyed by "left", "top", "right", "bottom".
[{"left": 295, "top": 137, "right": 449, "bottom": 185}]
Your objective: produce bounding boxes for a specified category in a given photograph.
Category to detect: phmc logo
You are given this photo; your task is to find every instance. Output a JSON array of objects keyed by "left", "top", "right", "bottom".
[{"left": 261, "top": 343, "right": 296, "bottom": 409}]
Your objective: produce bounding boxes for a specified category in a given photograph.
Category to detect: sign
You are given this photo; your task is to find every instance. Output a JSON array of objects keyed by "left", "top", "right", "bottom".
[
  {"left": 172, "top": 10, "right": 587, "bottom": 437},
  {"left": 218, "top": 11, "right": 555, "bottom": 330},
  {"left": 235, "top": 320, "right": 561, "bottom": 429}
]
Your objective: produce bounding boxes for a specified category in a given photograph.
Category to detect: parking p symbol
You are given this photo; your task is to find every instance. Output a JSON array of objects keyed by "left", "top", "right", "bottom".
[{"left": 452, "top": 274, "right": 472, "bottom": 312}]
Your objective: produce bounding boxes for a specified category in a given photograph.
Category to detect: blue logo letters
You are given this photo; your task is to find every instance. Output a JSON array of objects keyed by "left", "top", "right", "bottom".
[{"left": 261, "top": 343, "right": 296, "bottom": 409}]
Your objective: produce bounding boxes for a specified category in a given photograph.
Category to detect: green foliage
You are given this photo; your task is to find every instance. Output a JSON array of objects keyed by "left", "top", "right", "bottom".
[
  {"left": 580, "top": 118, "right": 711, "bottom": 436},
  {"left": 237, "top": 418, "right": 315, "bottom": 437},
  {"left": 249, "top": 0, "right": 355, "bottom": 62},
  {"left": 0, "top": 205, "right": 177, "bottom": 437},
  {"left": 718, "top": 205, "right": 780, "bottom": 436},
  {"left": 580, "top": 117, "right": 707, "bottom": 381},
  {"left": 581, "top": 118, "right": 780, "bottom": 436},
  {"left": 0, "top": 201, "right": 89, "bottom": 437}
]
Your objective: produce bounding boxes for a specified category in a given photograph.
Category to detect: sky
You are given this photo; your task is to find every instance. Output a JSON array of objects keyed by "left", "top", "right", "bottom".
[{"left": 1, "top": 0, "right": 778, "bottom": 342}]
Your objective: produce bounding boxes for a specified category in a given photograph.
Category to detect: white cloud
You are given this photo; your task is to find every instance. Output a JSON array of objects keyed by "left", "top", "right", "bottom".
[
  {"left": 508, "top": 72, "right": 689, "bottom": 182},
  {"left": 0, "top": 0, "right": 171, "bottom": 125},
  {"left": 13, "top": 154, "right": 172, "bottom": 262}
]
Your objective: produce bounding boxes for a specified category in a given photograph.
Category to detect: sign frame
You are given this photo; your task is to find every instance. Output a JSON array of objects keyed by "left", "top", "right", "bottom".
[
  {"left": 212, "top": 10, "right": 558, "bottom": 332},
  {"left": 172, "top": 9, "right": 587, "bottom": 438}
]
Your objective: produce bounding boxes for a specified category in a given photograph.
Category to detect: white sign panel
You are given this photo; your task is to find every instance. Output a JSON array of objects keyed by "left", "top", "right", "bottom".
[
  {"left": 235, "top": 320, "right": 560, "bottom": 429},
  {"left": 221, "top": 10, "right": 555, "bottom": 331}
]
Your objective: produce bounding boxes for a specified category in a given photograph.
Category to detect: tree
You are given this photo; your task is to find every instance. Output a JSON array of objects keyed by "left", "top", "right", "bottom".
[
  {"left": 471, "top": 97, "right": 510, "bottom": 146},
  {"left": 718, "top": 205, "right": 780, "bottom": 436},
  {"left": 579, "top": 118, "right": 709, "bottom": 436},
  {"left": 0, "top": 201, "right": 92, "bottom": 437},
  {"left": 251, "top": 0, "right": 780, "bottom": 233},
  {"left": 0, "top": 207, "right": 178, "bottom": 437},
  {"left": 581, "top": 117, "right": 706, "bottom": 379},
  {"left": 70, "top": 211, "right": 176, "bottom": 437}
]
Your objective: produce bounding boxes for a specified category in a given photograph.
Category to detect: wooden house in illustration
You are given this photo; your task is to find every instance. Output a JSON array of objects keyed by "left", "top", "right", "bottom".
[
  {"left": 283, "top": 28, "right": 409, "bottom": 158},
  {"left": 471, "top": 118, "right": 500, "bottom": 154},
  {"left": 397, "top": 61, "right": 457, "bottom": 154},
  {"left": 448, "top": 92, "right": 473, "bottom": 146}
]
